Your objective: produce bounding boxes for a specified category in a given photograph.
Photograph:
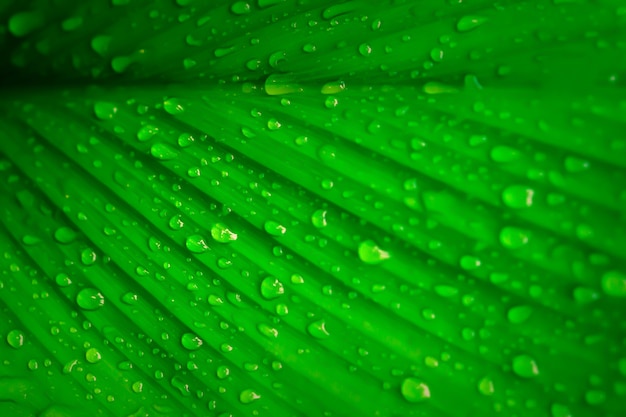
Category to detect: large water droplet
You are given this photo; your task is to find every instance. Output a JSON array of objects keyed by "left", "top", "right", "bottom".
[
  {"left": 358, "top": 240, "right": 390, "bottom": 264},
  {"left": 211, "top": 223, "right": 238, "bottom": 243},
  {"left": 307, "top": 320, "right": 330, "bottom": 339},
  {"left": 502, "top": 186, "right": 535, "bottom": 208},
  {"left": 401, "top": 378, "right": 431, "bottom": 402},
  {"left": 478, "top": 376, "right": 494, "bottom": 395},
  {"left": 311, "top": 209, "right": 328, "bottom": 228},
  {"left": 239, "top": 389, "right": 261, "bottom": 404},
  {"left": 76, "top": 288, "right": 105, "bottom": 310},
  {"left": 186, "top": 235, "right": 209, "bottom": 253},
  {"left": 54, "top": 227, "right": 77, "bottom": 244},
  {"left": 85, "top": 347, "right": 102, "bottom": 363},
  {"left": 499, "top": 227, "right": 530, "bottom": 249},
  {"left": 150, "top": 143, "right": 178, "bottom": 160},
  {"left": 6, "top": 329, "right": 25, "bottom": 349},
  {"left": 163, "top": 98, "right": 185, "bottom": 115},
  {"left": 264, "top": 221, "right": 286, "bottom": 236},
  {"left": 181, "top": 333, "right": 203, "bottom": 350},
  {"left": 94, "top": 102, "right": 117, "bottom": 120},
  {"left": 260, "top": 277, "right": 284, "bottom": 299},
  {"left": 81, "top": 248, "right": 97, "bottom": 265},
  {"left": 507, "top": 305, "right": 533, "bottom": 324},
  {"left": 512, "top": 355, "right": 539, "bottom": 378}
]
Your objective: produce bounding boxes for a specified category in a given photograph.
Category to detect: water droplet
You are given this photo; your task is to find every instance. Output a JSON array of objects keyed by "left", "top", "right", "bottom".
[
  {"left": 478, "top": 376, "right": 494, "bottom": 395},
  {"left": 55, "top": 273, "right": 72, "bottom": 287},
  {"left": 507, "top": 305, "right": 533, "bottom": 323},
  {"left": 257, "top": 323, "right": 279, "bottom": 338},
  {"left": 307, "top": 320, "right": 330, "bottom": 339},
  {"left": 401, "top": 378, "right": 431, "bottom": 402},
  {"left": 137, "top": 125, "right": 159, "bottom": 142},
  {"left": 22, "top": 235, "right": 40, "bottom": 245},
  {"left": 76, "top": 288, "right": 105, "bottom": 310},
  {"left": 358, "top": 240, "right": 390, "bottom": 264},
  {"left": 181, "top": 333, "right": 203, "bottom": 351},
  {"left": 111, "top": 55, "right": 133, "bottom": 73},
  {"left": 502, "top": 185, "right": 535, "bottom": 208},
  {"left": 177, "top": 133, "right": 194, "bottom": 148},
  {"left": 430, "top": 47, "right": 444, "bottom": 62},
  {"left": 564, "top": 156, "right": 590, "bottom": 173},
  {"left": 61, "top": 16, "right": 83, "bottom": 31},
  {"left": 499, "top": 227, "right": 530, "bottom": 249},
  {"left": 512, "top": 355, "right": 539, "bottom": 378},
  {"left": 54, "top": 227, "right": 77, "bottom": 244},
  {"left": 311, "top": 209, "right": 328, "bottom": 228},
  {"left": 231, "top": 1, "right": 251, "bottom": 14},
  {"left": 91, "top": 35, "right": 112, "bottom": 56},
  {"left": 434, "top": 285, "right": 458, "bottom": 297},
  {"left": 551, "top": 403, "right": 572, "bottom": 417},
  {"left": 239, "top": 389, "right": 261, "bottom": 404},
  {"left": 601, "top": 270, "right": 626, "bottom": 297},
  {"left": 8, "top": 11, "right": 44, "bottom": 37},
  {"left": 264, "top": 74, "right": 302, "bottom": 96},
  {"left": 216, "top": 365, "right": 230, "bottom": 379},
  {"left": 6, "top": 329, "right": 25, "bottom": 349},
  {"left": 264, "top": 221, "right": 286, "bottom": 236},
  {"left": 585, "top": 390, "right": 606, "bottom": 405},
  {"left": 267, "top": 118, "right": 282, "bottom": 130},
  {"left": 85, "top": 347, "right": 102, "bottom": 363},
  {"left": 163, "top": 98, "right": 185, "bottom": 115},
  {"left": 456, "top": 15, "right": 487, "bottom": 32},
  {"left": 260, "top": 277, "right": 284, "bottom": 299},
  {"left": 358, "top": 43, "right": 372, "bottom": 56},
  {"left": 321, "top": 80, "right": 346, "bottom": 95},
  {"left": 81, "top": 248, "right": 97, "bottom": 265},
  {"left": 150, "top": 143, "right": 178, "bottom": 160},
  {"left": 186, "top": 235, "right": 209, "bottom": 253},
  {"left": 490, "top": 146, "right": 520, "bottom": 163},
  {"left": 211, "top": 223, "right": 238, "bottom": 243},
  {"left": 459, "top": 255, "right": 481, "bottom": 270},
  {"left": 94, "top": 102, "right": 117, "bottom": 120}
]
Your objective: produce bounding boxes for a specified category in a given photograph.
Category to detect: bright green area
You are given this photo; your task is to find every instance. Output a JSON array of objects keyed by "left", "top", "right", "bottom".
[{"left": 0, "top": 1, "right": 625, "bottom": 417}]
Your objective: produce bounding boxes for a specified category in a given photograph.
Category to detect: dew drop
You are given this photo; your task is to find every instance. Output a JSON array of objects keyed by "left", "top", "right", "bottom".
[
  {"left": 490, "top": 146, "right": 520, "bottom": 163},
  {"left": 512, "top": 355, "right": 539, "bottom": 378},
  {"left": 551, "top": 403, "right": 572, "bottom": 417},
  {"left": 181, "top": 333, "right": 203, "bottom": 351},
  {"left": 185, "top": 235, "right": 209, "bottom": 253},
  {"left": 401, "top": 378, "right": 431, "bottom": 402},
  {"left": 507, "top": 305, "right": 533, "bottom": 324},
  {"left": 358, "top": 43, "right": 372, "bottom": 56},
  {"left": 311, "top": 209, "right": 328, "bottom": 228},
  {"left": 499, "top": 227, "right": 530, "bottom": 249},
  {"left": 150, "top": 143, "right": 178, "bottom": 161},
  {"left": 264, "top": 221, "right": 286, "bottom": 236},
  {"left": 239, "top": 389, "right": 261, "bottom": 404},
  {"left": 358, "top": 240, "right": 390, "bottom": 264},
  {"left": 307, "top": 320, "right": 330, "bottom": 339},
  {"left": 502, "top": 186, "right": 535, "bottom": 208},
  {"left": 231, "top": 1, "right": 251, "bottom": 14},
  {"left": 211, "top": 223, "right": 238, "bottom": 243},
  {"left": 85, "top": 347, "right": 102, "bottom": 363},
  {"left": 456, "top": 15, "right": 487, "bottom": 32},
  {"left": 54, "top": 227, "right": 77, "bottom": 244},
  {"left": 9, "top": 11, "right": 43, "bottom": 37},
  {"left": 163, "top": 98, "right": 184, "bottom": 115},
  {"left": 267, "top": 118, "right": 282, "bottom": 130},
  {"left": 6, "top": 329, "right": 25, "bottom": 349},
  {"left": 137, "top": 125, "right": 159, "bottom": 142},
  {"left": 478, "top": 376, "right": 494, "bottom": 395},
  {"left": 76, "top": 288, "right": 105, "bottom": 310},
  {"left": 80, "top": 248, "right": 97, "bottom": 265},
  {"left": 601, "top": 270, "right": 626, "bottom": 297},
  {"left": 260, "top": 277, "right": 284, "bottom": 299},
  {"left": 178, "top": 133, "right": 195, "bottom": 148},
  {"left": 94, "top": 102, "right": 117, "bottom": 120}
]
